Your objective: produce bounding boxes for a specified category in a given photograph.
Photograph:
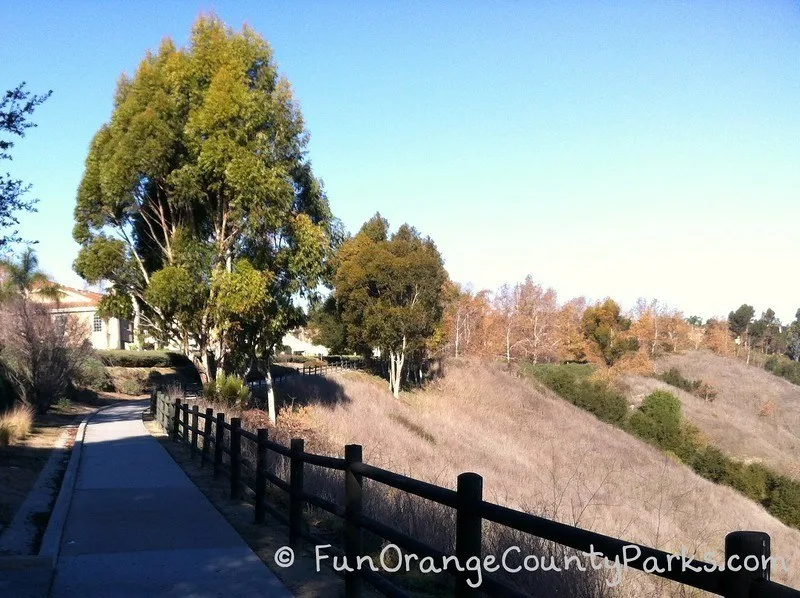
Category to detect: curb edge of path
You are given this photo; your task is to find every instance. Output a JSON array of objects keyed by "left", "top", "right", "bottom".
[{"left": 38, "top": 401, "right": 127, "bottom": 563}]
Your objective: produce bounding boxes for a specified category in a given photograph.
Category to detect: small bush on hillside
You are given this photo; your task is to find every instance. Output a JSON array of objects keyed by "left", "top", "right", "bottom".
[
  {"left": 656, "top": 367, "right": 717, "bottom": 401},
  {"left": 761, "top": 355, "right": 800, "bottom": 385},
  {"left": 776, "top": 361, "right": 800, "bottom": 385},
  {"left": 628, "top": 390, "right": 684, "bottom": 452},
  {"left": 692, "top": 445, "right": 728, "bottom": 482},
  {"left": 726, "top": 462, "right": 770, "bottom": 503},
  {"left": 74, "top": 356, "right": 112, "bottom": 391},
  {"left": 204, "top": 374, "right": 251, "bottom": 409},
  {"left": 528, "top": 363, "right": 627, "bottom": 425},
  {"left": 767, "top": 476, "right": 800, "bottom": 528},
  {"left": 96, "top": 350, "right": 192, "bottom": 368}
]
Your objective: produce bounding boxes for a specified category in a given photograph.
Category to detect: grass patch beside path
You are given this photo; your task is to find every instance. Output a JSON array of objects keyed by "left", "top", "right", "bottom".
[{"left": 0, "top": 392, "right": 141, "bottom": 545}]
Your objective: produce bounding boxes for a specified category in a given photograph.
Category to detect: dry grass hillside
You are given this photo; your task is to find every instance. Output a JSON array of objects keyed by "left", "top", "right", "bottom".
[
  {"left": 625, "top": 350, "right": 800, "bottom": 480},
  {"left": 277, "top": 360, "right": 800, "bottom": 595}
]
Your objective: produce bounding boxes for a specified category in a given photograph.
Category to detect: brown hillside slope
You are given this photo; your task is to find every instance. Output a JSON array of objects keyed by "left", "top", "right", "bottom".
[
  {"left": 626, "top": 350, "right": 800, "bottom": 479},
  {"left": 282, "top": 360, "right": 800, "bottom": 592}
]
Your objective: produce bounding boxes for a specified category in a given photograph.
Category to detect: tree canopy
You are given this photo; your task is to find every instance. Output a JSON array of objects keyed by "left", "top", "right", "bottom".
[
  {"left": 328, "top": 213, "right": 446, "bottom": 397},
  {"left": 581, "top": 298, "right": 639, "bottom": 365},
  {"left": 0, "top": 84, "right": 51, "bottom": 250},
  {"left": 72, "top": 15, "right": 338, "bottom": 419}
]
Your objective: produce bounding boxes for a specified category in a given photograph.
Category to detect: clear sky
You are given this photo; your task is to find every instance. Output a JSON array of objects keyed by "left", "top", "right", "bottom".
[{"left": 2, "top": 1, "right": 798, "bottom": 322}]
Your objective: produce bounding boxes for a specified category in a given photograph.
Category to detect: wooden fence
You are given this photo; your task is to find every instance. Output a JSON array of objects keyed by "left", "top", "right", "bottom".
[
  {"left": 248, "top": 358, "right": 361, "bottom": 389},
  {"left": 151, "top": 389, "right": 800, "bottom": 598}
]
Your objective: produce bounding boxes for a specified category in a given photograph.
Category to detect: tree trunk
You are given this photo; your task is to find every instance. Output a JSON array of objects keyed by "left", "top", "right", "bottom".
[
  {"left": 388, "top": 337, "right": 406, "bottom": 399},
  {"left": 264, "top": 351, "right": 277, "bottom": 424},
  {"left": 131, "top": 295, "right": 143, "bottom": 347},
  {"left": 201, "top": 350, "right": 216, "bottom": 384}
]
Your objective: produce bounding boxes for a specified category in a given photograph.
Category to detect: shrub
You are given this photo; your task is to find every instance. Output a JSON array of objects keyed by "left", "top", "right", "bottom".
[
  {"left": 96, "top": 350, "right": 192, "bottom": 368},
  {"left": 725, "top": 462, "right": 770, "bottom": 503},
  {"left": 776, "top": 361, "right": 800, "bottom": 385},
  {"left": 761, "top": 355, "right": 800, "bottom": 386},
  {"left": 204, "top": 374, "right": 251, "bottom": 409},
  {"left": 0, "top": 301, "right": 93, "bottom": 413},
  {"left": 0, "top": 403, "right": 34, "bottom": 445},
  {"left": 528, "top": 364, "right": 627, "bottom": 425},
  {"left": 74, "top": 356, "right": 112, "bottom": 391},
  {"left": 628, "top": 390, "right": 684, "bottom": 451},
  {"left": 766, "top": 475, "right": 800, "bottom": 528},
  {"left": 692, "top": 445, "right": 729, "bottom": 482},
  {"left": 118, "top": 378, "right": 144, "bottom": 396},
  {"left": 656, "top": 367, "right": 717, "bottom": 401}
]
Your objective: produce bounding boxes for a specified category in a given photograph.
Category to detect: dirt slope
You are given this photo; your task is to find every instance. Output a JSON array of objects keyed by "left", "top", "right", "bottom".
[
  {"left": 626, "top": 350, "right": 800, "bottom": 479},
  {"left": 283, "top": 360, "right": 800, "bottom": 592}
]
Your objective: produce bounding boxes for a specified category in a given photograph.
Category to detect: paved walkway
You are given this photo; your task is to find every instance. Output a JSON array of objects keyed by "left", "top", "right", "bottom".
[{"left": 50, "top": 401, "right": 292, "bottom": 597}]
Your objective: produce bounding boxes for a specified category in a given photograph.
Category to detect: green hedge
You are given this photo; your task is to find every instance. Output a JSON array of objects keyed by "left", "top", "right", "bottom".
[{"left": 96, "top": 350, "right": 192, "bottom": 368}]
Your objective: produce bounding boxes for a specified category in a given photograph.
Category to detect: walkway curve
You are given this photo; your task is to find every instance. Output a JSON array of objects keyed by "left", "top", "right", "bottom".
[{"left": 50, "top": 400, "right": 292, "bottom": 597}]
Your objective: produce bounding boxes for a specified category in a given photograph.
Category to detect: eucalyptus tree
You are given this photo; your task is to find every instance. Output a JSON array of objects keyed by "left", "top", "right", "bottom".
[{"left": 73, "top": 15, "right": 337, "bottom": 421}]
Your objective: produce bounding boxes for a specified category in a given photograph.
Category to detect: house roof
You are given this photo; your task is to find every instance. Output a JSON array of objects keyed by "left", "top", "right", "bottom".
[{"left": 34, "top": 285, "right": 104, "bottom": 309}]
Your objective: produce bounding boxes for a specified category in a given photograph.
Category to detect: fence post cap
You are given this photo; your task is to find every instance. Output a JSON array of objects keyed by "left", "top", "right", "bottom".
[
  {"left": 457, "top": 472, "right": 483, "bottom": 484},
  {"left": 345, "top": 444, "right": 363, "bottom": 461}
]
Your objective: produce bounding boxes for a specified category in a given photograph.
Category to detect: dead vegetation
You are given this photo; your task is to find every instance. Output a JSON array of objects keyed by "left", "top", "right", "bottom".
[{"left": 276, "top": 360, "right": 800, "bottom": 595}]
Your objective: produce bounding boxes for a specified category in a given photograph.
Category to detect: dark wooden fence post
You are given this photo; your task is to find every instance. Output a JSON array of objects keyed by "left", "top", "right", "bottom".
[
  {"left": 181, "top": 403, "right": 189, "bottom": 445},
  {"left": 345, "top": 444, "right": 363, "bottom": 598},
  {"left": 255, "top": 429, "right": 268, "bottom": 524},
  {"left": 230, "top": 417, "right": 242, "bottom": 499},
  {"left": 455, "top": 472, "right": 483, "bottom": 598},
  {"left": 289, "top": 438, "right": 305, "bottom": 550},
  {"left": 190, "top": 404, "right": 199, "bottom": 459},
  {"left": 201, "top": 407, "right": 213, "bottom": 466},
  {"left": 172, "top": 398, "right": 181, "bottom": 441},
  {"left": 213, "top": 412, "right": 225, "bottom": 479},
  {"left": 150, "top": 387, "right": 157, "bottom": 415},
  {"left": 723, "top": 531, "right": 770, "bottom": 598}
]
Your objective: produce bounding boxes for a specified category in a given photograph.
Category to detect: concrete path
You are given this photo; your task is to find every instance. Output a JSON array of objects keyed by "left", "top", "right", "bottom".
[{"left": 50, "top": 401, "right": 292, "bottom": 597}]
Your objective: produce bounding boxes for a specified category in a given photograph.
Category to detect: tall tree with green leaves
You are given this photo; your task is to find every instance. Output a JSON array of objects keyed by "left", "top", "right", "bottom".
[
  {"left": 72, "top": 15, "right": 337, "bottom": 422},
  {"left": 333, "top": 214, "right": 446, "bottom": 398},
  {"left": 728, "top": 304, "right": 755, "bottom": 361},
  {"left": 581, "top": 298, "right": 639, "bottom": 366},
  {"left": 0, "top": 84, "right": 51, "bottom": 251}
]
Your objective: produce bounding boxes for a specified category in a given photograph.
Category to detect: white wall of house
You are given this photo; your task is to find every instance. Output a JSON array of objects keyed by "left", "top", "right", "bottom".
[
  {"left": 51, "top": 306, "right": 132, "bottom": 350},
  {"left": 32, "top": 286, "right": 132, "bottom": 350},
  {"left": 281, "top": 331, "right": 329, "bottom": 356}
]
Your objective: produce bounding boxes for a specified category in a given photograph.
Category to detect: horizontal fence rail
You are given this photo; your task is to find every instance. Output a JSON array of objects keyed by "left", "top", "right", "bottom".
[
  {"left": 152, "top": 388, "right": 800, "bottom": 598},
  {"left": 247, "top": 357, "right": 362, "bottom": 388}
]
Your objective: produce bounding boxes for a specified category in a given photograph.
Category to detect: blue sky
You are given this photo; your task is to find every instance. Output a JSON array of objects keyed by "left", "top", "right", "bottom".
[{"left": 2, "top": 1, "right": 798, "bottom": 321}]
